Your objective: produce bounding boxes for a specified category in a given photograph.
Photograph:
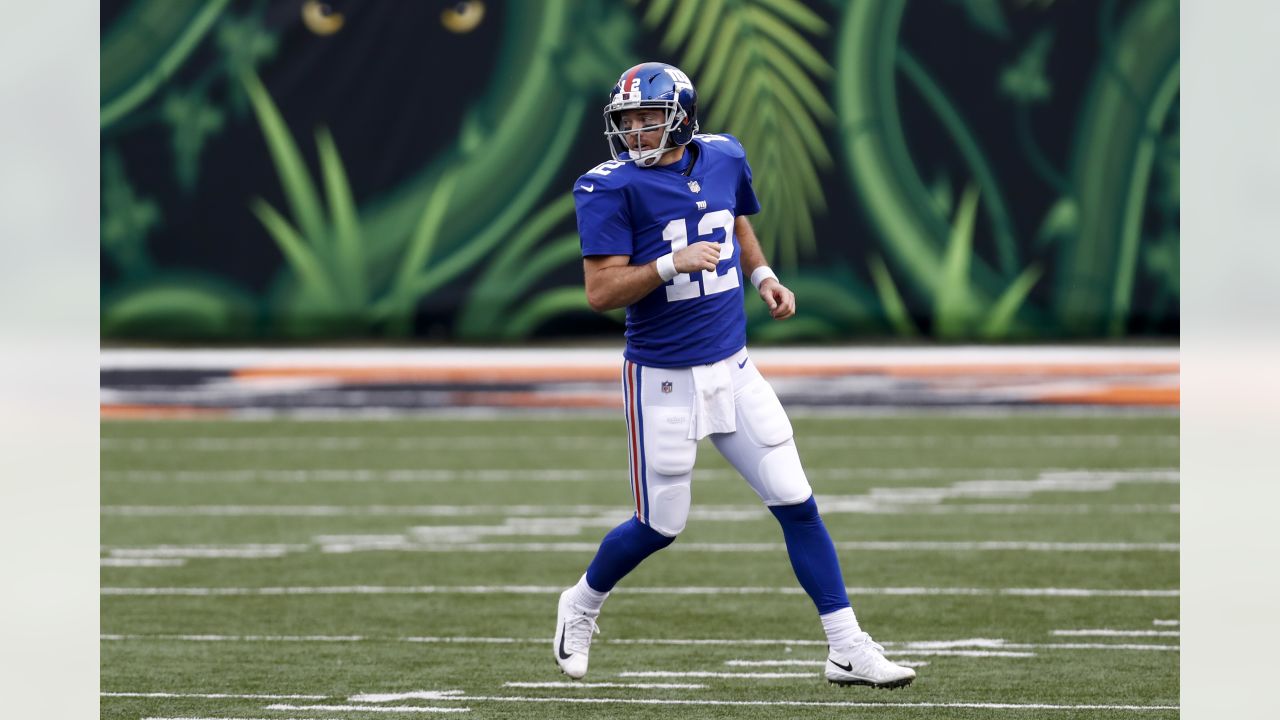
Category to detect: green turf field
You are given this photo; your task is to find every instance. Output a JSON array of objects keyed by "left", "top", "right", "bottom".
[{"left": 101, "top": 412, "right": 1179, "bottom": 719}]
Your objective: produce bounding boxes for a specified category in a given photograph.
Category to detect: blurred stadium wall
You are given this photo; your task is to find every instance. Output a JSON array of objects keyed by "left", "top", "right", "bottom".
[{"left": 100, "top": 0, "right": 1179, "bottom": 344}]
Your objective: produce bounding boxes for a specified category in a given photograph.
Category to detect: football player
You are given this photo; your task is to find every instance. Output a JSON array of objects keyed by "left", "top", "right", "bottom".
[{"left": 554, "top": 61, "right": 915, "bottom": 690}]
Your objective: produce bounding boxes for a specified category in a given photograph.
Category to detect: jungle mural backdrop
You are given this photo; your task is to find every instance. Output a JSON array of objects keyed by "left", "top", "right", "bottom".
[{"left": 100, "top": 0, "right": 1179, "bottom": 342}]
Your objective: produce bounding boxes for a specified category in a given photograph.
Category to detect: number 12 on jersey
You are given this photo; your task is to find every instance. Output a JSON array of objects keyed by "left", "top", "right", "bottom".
[{"left": 661, "top": 209, "right": 739, "bottom": 302}]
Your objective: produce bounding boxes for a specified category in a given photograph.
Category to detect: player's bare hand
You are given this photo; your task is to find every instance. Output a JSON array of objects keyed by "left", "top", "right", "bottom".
[
  {"left": 674, "top": 242, "right": 722, "bottom": 273},
  {"left": 759, "top": 278, "right": 795, "bottom": 320}
]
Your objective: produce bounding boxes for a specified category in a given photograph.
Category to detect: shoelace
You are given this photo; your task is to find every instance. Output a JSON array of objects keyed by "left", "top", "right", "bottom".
[
  {"left": 848, "top": 631, "right": 886, "bottom": 655},
  {"left": 562, "top": 612, "right": 600, "bottom": 655}
]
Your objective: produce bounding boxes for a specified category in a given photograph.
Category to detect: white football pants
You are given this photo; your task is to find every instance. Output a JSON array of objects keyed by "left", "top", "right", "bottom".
[{"left": 621, "top": 346, "right": 812, "bottom": 537}]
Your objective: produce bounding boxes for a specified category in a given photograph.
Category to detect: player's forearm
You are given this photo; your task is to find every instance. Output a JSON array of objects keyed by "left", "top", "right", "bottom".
[
  {"left": 585, "top": 262, "right": 665, "bottom": 312},
  {"left": 735, "top": 216, "right": 768, "bottom": 278}
]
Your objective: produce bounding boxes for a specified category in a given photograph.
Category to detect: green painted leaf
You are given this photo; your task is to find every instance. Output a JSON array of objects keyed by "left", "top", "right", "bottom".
[
  {"left": 1000, "top": 30, "right": 1054, "bottom": 105},
  {"left": 981, "top": 263, "right": 1043, "bottom": 338},
  {"left": 102, "top": 277, "right": 255, "bottom": 339},
  {"left": 242, "top": 72, "right": 328, "bottom": 258},
  {"left": 948, "top": 0, "right": 1010, "bottom": 39},
  {"left": 316, "top": 127, "right": 367, "bottom": 306},
  {"left": 503, "top": 286, "right": 592, "bottom": 338},
  {"left": 869, "top": 254, "right": 920, "bottom": 337},
  {"left": 101, "top": 0, "right": 231, "bottom": 127},
  {"left": 250, "top": 198, "right": 340, "bottom": 310},
  {"left": 935, "top": 185, "right": 981, "bottom": 338}
]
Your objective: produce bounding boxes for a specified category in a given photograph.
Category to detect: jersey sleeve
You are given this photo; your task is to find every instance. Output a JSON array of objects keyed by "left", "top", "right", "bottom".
[
  {"left": 735, "top": 154, "right": 761, "bottom": 216},
  {"left": 574, "top": 180, "right": 633, "bottom": 257},
  {"left": 713, "top": 134, "right": 761, "bottom": 217}
]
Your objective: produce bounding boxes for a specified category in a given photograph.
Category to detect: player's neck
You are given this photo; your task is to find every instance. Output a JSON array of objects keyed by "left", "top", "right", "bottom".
[{"left": 651, "top": 145, "right": 686, "bottom": 168}]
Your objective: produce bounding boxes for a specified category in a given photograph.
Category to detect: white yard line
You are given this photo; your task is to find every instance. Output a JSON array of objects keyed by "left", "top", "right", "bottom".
[
  {"left": 99, "top": 584, "right": 1179, "bottom": 598},
  {"left": 100, "top": 540, "right": 1178, "bottom": 559},
  {"left": 100, "top": 466, "right": 1178, "bottom": 484},
  {"left": 1052, "top": 629, "right": 1180, "bottom": 637},
  {"left": 267, "top": 697, "right": 1177, "bottom": 711},
  {"left": 618, "top": 671, "right": 814, "bottom": 679},
  {"left": 100, "top": 634, "right": 1179, "bottom": 653},
  {"left": 98, "top": 503, "right": 1180, "bottom": 518},
  {"left": 503, "top": 682, "right": 707, "bottom": 689},
  {"left": 100, "top": 558, "right": 186, "bottom": 567},
  {"left": 266, "top": 706, "right": 468, "bottom": 714},
  {"left": 725, "top": 660, "right": 936, "bottom": 667},
  {"left": 107, "top": 544, "right": 307, "bottom": 559},
  {"left": 104, "top": 692, "right": 326, "bottom": 699},
  {"left": 99, "top": 434, "right": 1177, "bottom": 452}
]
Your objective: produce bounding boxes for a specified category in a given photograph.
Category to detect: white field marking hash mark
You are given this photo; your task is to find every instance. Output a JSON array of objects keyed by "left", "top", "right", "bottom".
[
  {"left": 98, "top": 584, "right": 1180, "bottom": 598},
  {"left": 348, "top": 691, "right": 465, "bottom": 702},
  {"left": 1052, "top": 629, "right": 1180, "bottom": 637},
  {"left": 268, "top": 698, "right": 1179, "bottom": 711},
  {"left": 1153, "top": 619, "right": 1179, "bottom": 626}
]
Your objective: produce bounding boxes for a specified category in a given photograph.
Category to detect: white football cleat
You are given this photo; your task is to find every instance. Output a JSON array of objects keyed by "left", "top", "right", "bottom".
[
  {"left": 553, "top": 588, "right": 600, "bottom": 679},
  {"left": 825, "top": 633, "right": 916, "bottom": 689}
]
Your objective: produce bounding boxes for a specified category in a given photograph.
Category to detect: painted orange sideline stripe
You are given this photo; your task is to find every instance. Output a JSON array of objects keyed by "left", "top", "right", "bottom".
[
  {"left": 233, "top": 363, "right": 1179, "bottom": 384},
  {"left": 101, "top": 405, "right": 231, "bottom": 419},
  {"left": 1037, "top": 387, "right": 1180, "bottom": 406}
]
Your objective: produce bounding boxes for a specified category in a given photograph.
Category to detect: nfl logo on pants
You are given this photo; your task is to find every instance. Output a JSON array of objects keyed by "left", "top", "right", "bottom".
[{"left": 661, "top": 381, "right": 673, "bottom": 394}]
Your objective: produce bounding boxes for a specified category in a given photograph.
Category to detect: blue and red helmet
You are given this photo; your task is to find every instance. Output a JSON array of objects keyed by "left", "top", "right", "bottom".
[{"left": 603, "top": 62, "right": 699, "bottom": 167}]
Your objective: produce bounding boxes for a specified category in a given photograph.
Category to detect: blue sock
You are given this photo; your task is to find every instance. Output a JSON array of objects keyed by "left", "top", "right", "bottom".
[
  {"left": 769, "top": 496, "right": 851, "bottom": 615},
  {"left": 584, "top": 516, "right": 675, "bottom": 592}
]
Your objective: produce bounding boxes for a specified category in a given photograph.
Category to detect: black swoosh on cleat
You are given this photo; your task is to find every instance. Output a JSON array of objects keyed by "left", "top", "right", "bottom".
[
  {"left": 829, "top": 659, "right": 854, "bottom": 672},
  {"left": 558, "top": 628, "right": 573, "bottom": 660}
]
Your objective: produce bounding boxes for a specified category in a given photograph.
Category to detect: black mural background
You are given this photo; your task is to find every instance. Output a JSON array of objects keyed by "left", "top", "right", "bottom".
[{"left": 101, "top": 0, "right": 1178, "bottom": 342}]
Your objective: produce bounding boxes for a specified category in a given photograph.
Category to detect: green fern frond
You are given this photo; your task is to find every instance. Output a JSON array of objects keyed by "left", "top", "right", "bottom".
[{"left": 644, "top": 0, "right": 834, "bottom": 271}]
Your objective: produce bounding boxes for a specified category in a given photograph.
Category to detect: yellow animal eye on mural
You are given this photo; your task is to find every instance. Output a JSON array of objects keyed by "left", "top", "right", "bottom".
[
  {"left": 441, "top": 0, "right": 485, "bottom": 34},
  {"left": 302, "top": 0, "right": 345, "bottom": 36}
]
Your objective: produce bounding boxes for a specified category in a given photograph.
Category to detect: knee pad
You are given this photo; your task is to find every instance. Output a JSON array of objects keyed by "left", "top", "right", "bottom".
[
  {"left": 757, "top": 443, "right": 813, "bottom": 506},
  {"left": 646, "top": 482, "right": 691, "bottom": 537}
]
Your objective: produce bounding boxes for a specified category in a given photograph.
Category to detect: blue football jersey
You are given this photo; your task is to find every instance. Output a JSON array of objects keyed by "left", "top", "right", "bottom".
[{"left": 574, "top": 134, "right": 761, "bottom": 368}]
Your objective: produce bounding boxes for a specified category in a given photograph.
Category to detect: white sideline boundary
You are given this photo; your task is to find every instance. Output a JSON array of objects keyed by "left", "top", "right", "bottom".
[{"left": 99, "top": 584, "right": 1180, "bottom": 598}]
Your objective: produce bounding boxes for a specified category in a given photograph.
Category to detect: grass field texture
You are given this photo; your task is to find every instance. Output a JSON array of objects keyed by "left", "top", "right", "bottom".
[{"left": 102, "top": 412, "right": 1179, "bottom": 719}]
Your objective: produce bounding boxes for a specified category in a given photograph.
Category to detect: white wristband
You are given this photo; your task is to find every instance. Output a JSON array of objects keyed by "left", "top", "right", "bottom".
[
  {"left": 750, "top": 266, "right": 778, "bottom": 290},
  {"left": 656, "top": 253, "right": 678, "bottom": 282}
]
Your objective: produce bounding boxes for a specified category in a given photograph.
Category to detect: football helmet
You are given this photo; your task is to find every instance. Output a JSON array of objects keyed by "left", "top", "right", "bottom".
[{"left": 603, "top": 62, "right": 699, "bottom": 167}]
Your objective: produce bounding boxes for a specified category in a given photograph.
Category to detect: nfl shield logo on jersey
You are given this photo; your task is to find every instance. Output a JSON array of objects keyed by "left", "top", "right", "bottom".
[
  {"left": 661, "top": 381, "right": 673, "bottom": 394},
  {"left": 687, "top": 180, "right": 700, "bottom": 193}
]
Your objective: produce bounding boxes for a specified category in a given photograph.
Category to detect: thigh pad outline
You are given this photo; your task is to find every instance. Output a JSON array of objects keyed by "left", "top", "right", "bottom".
[
  {"left": 736, "top": 379, "right": 794, "bottom": 448},
  {"left": 643, "top": 405, "right": 698, "bottom": 476}
]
